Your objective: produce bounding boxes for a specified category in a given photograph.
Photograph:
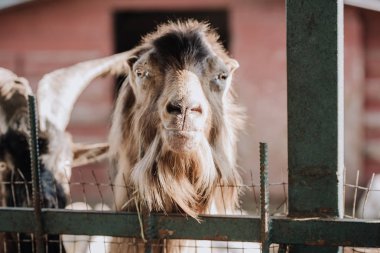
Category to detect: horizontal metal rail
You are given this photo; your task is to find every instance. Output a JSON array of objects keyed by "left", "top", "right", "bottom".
[{"left": 1, "top": 208, "right": 380, "bottom": 248}]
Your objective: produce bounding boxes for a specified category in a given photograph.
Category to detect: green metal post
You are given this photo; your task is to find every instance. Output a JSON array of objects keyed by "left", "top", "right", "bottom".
[
  {"left": 260, "top": 143, "right": 271, "bottom": 253},
  {"left": 28, "top": 95, "right": 45, "bottom": 253},
  {"left": 287, "top": 0, "right": 344, "bottom": 252}
]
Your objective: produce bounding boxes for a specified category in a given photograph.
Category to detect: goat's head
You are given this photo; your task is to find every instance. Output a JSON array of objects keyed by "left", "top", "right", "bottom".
[
  {"left": 0, "top": 68, "right": 32, "bottom": 134},
  {"left": 125, "top": 24, "right": 239, "bottom": 154},
  {"left": 110, "top": 21, "right": 244, "bottom": 217}
]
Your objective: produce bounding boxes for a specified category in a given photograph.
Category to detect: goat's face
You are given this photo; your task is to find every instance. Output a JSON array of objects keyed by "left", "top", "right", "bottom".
[
  {"left": 127, "top": 32, "right": 239, "bottom": 154},
  {"left": 110, "top": 22, "right": 244, "bottom": 216}
]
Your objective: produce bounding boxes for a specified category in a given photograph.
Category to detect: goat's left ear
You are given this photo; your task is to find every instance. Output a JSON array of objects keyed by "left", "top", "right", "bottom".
[{"left": 226, "top": 58, "right": 239, "bottom": 74}]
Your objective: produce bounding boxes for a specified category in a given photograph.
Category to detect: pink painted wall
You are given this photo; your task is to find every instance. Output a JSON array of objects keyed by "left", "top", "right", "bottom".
[{"left": 363, "top": 10, "right": 380, "bottom": 182}]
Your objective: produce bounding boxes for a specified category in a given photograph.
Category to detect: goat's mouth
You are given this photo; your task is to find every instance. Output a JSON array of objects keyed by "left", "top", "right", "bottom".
[{"left": 163, "top": 129, "right": 201, "bottom": 153}]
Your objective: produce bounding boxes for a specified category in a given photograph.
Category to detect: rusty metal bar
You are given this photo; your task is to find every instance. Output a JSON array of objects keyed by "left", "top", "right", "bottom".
[
  {"left": 260, "top": 143, "right": 271, "bottom": 253},
  {"left": 287, "top": 0, "right": 344, "bottom": 218},
  {"left": 287, "top": 0, "right": 344, "bottom": 252},
  {"left": 144, "top": 213, "right": 153, "bottom": 253},
  {"left": 27, "top": 95, "right": 45, "bottom": 253},
  {"left": 1, "top": 209, "right": 380, "bottom": 248},
  {"left": 278, "top": 244, "right": 288, "bottom": 253}
]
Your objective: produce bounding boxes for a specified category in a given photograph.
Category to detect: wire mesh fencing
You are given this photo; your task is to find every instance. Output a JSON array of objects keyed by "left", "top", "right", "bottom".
[
  {"left": 4, "top": 158, "right": 380, "bottom": 253},
  {"left": 0, "top": 137, "right": 285, "bottom": 253}
]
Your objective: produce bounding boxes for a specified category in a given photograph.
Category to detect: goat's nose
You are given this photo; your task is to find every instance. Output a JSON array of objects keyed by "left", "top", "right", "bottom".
[
  {"left": 166, "top": 101, "right": 203, "bottom": 116},
  {"left": 188, "top": 103, "right": 203, "bottom": 114},
  {"left": 166, "top": 102, "right": 182, "bottom": 115}
]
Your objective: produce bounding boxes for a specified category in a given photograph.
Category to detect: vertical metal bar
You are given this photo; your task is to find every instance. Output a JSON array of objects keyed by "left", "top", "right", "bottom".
[
  {"left": 260, "top": 143, "right": 270, "bottom": 253},
  {"left": 28, "top": 95, "right": 45, "bottom": 253},
  {"left": 287, "top": 0, "right": 344, "bottom": 252},
  {"left": 144, "top": 212, "right": 153, "bottom": 253},
  {"left": 278, "top": 244, "right": 288, "bottom": 253}
]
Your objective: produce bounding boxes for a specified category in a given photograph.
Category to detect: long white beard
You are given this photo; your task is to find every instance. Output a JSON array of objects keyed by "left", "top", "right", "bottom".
[{"left": 130, "top": 134, "right": 218, "bottom": 219}]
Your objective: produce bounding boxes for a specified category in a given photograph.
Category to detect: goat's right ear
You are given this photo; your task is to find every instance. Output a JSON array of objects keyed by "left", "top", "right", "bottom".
[
  {"left": 127, "top": 56, "right": 139, "bottom": 70},
  {"left": 127, "top": 46, "right": 152, "bottom": 70}
]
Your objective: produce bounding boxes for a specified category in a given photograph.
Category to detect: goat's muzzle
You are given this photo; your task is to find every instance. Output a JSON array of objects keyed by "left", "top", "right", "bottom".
[{"left": 161, "top": 70, "right": 209, "bottom": 153}]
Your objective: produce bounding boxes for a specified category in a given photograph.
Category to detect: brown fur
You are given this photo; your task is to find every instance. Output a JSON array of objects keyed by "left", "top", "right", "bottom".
[{"left": 109, "top": 20, "right": 244, "bottom": 253}]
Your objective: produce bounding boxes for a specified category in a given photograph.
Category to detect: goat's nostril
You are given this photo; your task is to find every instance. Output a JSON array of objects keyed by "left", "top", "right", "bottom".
[
  {"left": 190, "top": 105, "right": 203, "bottom": 114},
  {"left": 166, "top": 102, "right": 182, "bottom": 115}
]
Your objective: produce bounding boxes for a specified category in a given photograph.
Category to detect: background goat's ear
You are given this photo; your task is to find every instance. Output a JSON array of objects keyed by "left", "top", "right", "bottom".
[
  {"left": 226, "top": 58, "right": 239, "bottom": 74},
  {"left": 37, "top": 51, "right": 133, "bottom": 132},
  {"left": 72, "top": 143, "right": 109, "bottom": 167}
]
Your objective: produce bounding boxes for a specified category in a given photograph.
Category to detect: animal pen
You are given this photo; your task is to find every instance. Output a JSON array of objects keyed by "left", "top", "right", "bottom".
[{"left": 0, "top": 0, "right": 380, "bottom": 253}]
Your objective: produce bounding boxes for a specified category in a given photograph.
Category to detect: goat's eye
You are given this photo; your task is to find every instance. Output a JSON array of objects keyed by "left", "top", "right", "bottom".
[
  {"left": 210, "top": 72, "right": 229, "bottom": 92},
  {"left": 135, "top": 69, "right": 144, "bottom": 78},
  {"left": 135, "top": 70, "right": 150, "bottom": 80},
  {"left": 217, "top": 73, "right": 228, "bottom": 81}
]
